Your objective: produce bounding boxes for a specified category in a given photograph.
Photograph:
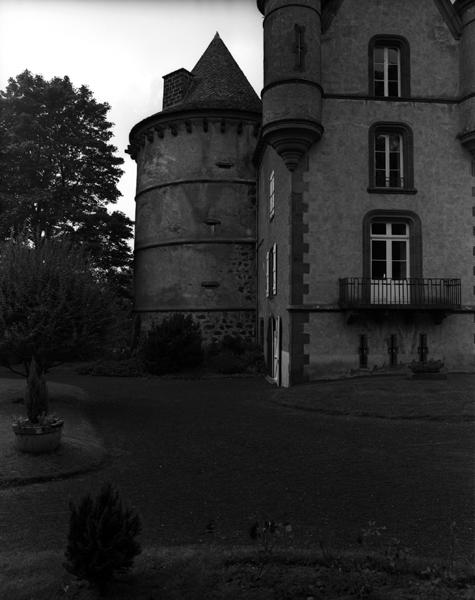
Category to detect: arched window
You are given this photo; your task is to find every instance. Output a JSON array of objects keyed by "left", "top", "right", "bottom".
[
  {"left": 368, "top": 35, "right": 410, "bottom": 98},
  {"left": 368, "top": 122, "right": 416, "bottom": 193}
]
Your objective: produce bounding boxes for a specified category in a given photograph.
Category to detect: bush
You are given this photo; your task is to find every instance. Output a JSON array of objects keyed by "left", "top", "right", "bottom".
[
  {"left": 208, "top": 349, "right": 246, "bottom": 374},
  {"left": 139, "top": 314, "right": 203, "bottom": 375},
  {"left": 206, "top": 335, "right": 265, "bottom": 375},
  {"left": 64, "top": 483, "right": 141, "bottom": 595},
  {"left": 76, "top": 357, "right": 144, "bottom": 377},
  {"left": 221, "top": 334, "right": 247, "bottom": 355}
]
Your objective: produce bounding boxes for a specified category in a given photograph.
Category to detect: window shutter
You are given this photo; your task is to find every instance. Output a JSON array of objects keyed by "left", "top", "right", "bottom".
[
  {"left": 272, "top": 243, "right": 277, "bottom": 296},
  {"left": 265, "top": 250, "right": 270, "bottom": 297}
]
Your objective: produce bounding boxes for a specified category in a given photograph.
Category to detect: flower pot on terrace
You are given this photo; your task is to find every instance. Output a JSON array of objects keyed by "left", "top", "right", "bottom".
[{"left": 12, "top": 418, "right": 64, "bottom": 454}]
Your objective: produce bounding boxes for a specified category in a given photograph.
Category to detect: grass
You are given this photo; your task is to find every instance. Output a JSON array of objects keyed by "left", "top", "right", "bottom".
[
  {"left": 0, "top": 545, "right": 473, "bottom": 599},
  {"left": 271, "top": 374, "right": 475, "bottom": 421}
]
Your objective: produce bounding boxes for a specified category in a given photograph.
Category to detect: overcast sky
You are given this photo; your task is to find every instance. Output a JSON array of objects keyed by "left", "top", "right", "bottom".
[{"left": 0, "top": 0, "right": 263, "bottom": 222}]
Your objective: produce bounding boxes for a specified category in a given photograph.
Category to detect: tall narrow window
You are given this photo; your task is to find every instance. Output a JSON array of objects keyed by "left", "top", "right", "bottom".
[
  {"left": 371, "top": 222, "right": 409, "bottom": 281},
  {"left": 369, "top": 36, "right": 410, "bottom": 98},
  {"left": 272, "top": 243, "right": 277, "bottom": 296},
  {"left": 363, "top": 211, "right": 422, "bottom": 281},
  {"left": 373, "top": 46, "right": 400, "bottom": 97},
  {"left": 269, "top": 170, "right": 275, "bottom": 219},
  {"left": 265, "top": 250, "right": 270, "bottom": 298},
  {"left": 369, "top": 123, "right": 415, "bottom": 193},
  {"left": 375, "top": 132, "right": 404, "bottom": 188},
  {"left": 265, "top": 245, "right": 277, "bottom": 298},
  {"left": 363, "top": 211, "right": 423, "bottom": 306}
]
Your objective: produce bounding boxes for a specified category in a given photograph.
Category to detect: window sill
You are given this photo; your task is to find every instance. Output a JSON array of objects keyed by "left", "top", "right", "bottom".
[{"left": 367, "top": 187, "right": 417, "bottom": 195}]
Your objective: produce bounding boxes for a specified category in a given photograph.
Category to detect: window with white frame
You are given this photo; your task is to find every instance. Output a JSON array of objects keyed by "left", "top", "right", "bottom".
[
  {"left": 369, "top": 36, "right": 410, "bottom": 98},
  {"left": 368, "top": 122, "right": 414, "bottom": 192},
  {"left": 265, "top": 249, "right": 270, "bottom": 297},
  {"left": 374, "top": 132, "right": 404, "bottom": 188},
  {"left": 272, "top": 243, "right": 277, "bottom": 295},
  {"left": 265, "top": 244, "right": 277, "bottom": 297},
  {"left": 269, "top": 170, "right": 275, "bottom": 219},
  {"left": 373, "top": 46, "right": 400, "bottom": 97}
]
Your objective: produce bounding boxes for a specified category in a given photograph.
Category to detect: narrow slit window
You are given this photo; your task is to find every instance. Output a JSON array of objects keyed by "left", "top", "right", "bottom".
[
  {"left": 272, "top": 243, "right": 277, "bottom": 296},
  {"left": 269, "top": 170, "right": 275, "bottom": 219},
  {"left": 265, "top": 250, "right": 270, "bottom": 298}
]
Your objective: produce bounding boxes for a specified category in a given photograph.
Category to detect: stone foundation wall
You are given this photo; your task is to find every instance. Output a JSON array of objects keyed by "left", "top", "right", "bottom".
[{"left": 138, "top": 310, "right": 256, "bottom": 346}]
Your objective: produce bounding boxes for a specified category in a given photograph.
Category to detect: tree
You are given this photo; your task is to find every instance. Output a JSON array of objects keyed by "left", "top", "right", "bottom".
[
  {"left": 0, "top": 70, "right": 133, "bottom": 295},
  {"left": 64, "top": 483, "right": 141, "bottom": 595},
  {"left": 0, "top": 235, "right": 113, "bottom": 377}
]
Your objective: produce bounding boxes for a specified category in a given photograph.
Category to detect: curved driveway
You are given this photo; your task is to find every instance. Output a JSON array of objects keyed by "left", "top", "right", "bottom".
[{"left": 0, "top": 373, "right": 473, "bottom": 560}]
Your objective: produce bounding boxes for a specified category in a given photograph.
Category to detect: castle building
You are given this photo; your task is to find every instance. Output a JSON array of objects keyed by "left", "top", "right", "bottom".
[{"left": 128, "top": 0, "right": 475, "bottom": 386}]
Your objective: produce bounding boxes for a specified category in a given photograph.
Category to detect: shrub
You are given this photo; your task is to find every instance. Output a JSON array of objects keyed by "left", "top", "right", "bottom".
[
  {"left": 140, "top": 314, "right": 203, "bottom": 375},
  {"left": 76, "top": 357, "right": 144, "bottom": 377},
  {"left": 24, "top": 356, "right": 48, "bottom": 422},
  {"left": 221, "top": 334, "right": 247, "bottom": 355},
  {"left": 208, "top": 349, "right": 246, "bottom": 374},
  {"left": 64, "top": 483, "right": 141, "bottom": 595},
  {"left": 206, "top": 335, "right": 265, "bottom": 375}
]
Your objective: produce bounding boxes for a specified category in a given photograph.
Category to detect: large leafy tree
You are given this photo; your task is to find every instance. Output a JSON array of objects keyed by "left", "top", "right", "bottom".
[
  {"left": 0, "top": 70, "right": 133, "bottom": 295},
  {"left": 0, "top": 235, "right": 113, "bottom": 377}
]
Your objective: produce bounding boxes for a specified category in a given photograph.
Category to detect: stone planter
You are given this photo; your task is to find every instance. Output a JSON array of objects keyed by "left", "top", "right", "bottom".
[{"left": 12, "top": 419, "right": 64, "bottom": 454}]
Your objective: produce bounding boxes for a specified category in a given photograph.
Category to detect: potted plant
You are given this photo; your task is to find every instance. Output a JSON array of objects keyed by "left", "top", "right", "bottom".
[
  {"left": 12, "top": 356, "right": 64, "bottom": 454},
  {"left": 409, "top": 359, "right": 444, "bottom": 373},
  {"left": 409, "top": 359, "right": 446, "bottom": 379}
]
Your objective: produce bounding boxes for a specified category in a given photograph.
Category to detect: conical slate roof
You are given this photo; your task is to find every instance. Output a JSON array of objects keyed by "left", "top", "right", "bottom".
[{"left": 166, "top": 33, "right": 261, "bottom": 113}]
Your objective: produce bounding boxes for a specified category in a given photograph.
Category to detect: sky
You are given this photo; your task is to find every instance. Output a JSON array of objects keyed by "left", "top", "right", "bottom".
[{"left": 0, "top": 0, "right": 263, "bottom": 223}]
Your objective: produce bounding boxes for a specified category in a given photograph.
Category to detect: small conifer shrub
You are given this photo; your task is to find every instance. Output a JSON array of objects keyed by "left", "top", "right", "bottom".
[
  {"left": 140, "top": 313, "right": 203, "bottom": 374},
  {"left": 64, "top": 483, "right": 141, "bottom": 594}
]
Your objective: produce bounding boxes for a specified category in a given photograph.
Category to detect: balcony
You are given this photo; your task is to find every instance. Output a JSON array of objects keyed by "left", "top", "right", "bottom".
[{"left": 339, "top": 278, "right": 461, "bottom": 319}]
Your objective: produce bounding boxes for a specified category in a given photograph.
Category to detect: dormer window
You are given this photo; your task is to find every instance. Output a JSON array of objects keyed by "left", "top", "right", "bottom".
[{"left": 369, "top": 36, "right": 410, "bottom": 98}]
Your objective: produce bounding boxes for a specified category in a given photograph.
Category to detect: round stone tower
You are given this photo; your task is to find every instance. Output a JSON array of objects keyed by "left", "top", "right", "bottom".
[
  {"left": 257, "top": 0, "right": 323, "bottom": 170},
  {"left": 456, "top": 0, "right": 475, "bottom": 156},
  {"left": 128, "top": 34, "right": 261, "bottom": 344}
]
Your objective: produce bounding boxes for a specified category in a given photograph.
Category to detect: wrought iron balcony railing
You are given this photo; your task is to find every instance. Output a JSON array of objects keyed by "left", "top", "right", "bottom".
[{"left": 339, "top": 278, "right": 461, "bottom": 310}]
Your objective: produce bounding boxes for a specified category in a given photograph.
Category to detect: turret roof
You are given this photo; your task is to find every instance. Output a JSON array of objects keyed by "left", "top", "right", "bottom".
[{"left": 164, "top": 33, "right": 261, "bottom": 114}]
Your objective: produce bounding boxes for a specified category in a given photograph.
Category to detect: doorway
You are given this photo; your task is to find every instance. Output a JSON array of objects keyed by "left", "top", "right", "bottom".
[{"left": 267, "top": 316, "right": 281, "bottom": 384}]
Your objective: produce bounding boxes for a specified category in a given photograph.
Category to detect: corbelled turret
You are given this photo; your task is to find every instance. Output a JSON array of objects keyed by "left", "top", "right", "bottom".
[{"left": 258, "top": 0, "right": 323, "bottom": 170}]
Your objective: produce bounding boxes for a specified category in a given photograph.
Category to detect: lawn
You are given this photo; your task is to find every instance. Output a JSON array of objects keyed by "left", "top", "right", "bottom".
[
  {"left": 1, "top": 545, "right": 474, "bottom": 599},
  {"left": 271, "top": 374, "right": 475, "bottom": 421}
]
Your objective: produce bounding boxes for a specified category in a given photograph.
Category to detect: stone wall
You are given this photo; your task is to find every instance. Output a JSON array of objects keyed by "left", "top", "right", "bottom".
[
  {"left": 139, "top": 310, "right": 255, "bottom": 346},
  {"left": 134, "top": 116, "right": 258, "bottom": 323},
  {"left": 257, "top": 0, "right": 475, "bottom": 383}
]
